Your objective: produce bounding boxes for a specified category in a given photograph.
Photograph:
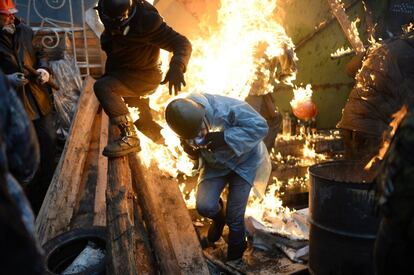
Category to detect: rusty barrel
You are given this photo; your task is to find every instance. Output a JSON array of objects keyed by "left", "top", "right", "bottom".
[{"left": 308, "top": 160, "right": 380, "bottom": 275}]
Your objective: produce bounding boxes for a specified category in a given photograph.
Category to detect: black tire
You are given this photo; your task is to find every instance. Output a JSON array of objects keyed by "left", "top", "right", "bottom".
[{"left": 42, "top": 226, "right": 106, "bottom": 275}]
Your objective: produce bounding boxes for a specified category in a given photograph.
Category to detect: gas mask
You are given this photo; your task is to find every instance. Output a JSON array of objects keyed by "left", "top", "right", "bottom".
[
  {"left": 2, "top": 23, "right": 15, "bottom": 35},
  {"left": 186, "top": 117, "right": 210, "bottom": 150}
]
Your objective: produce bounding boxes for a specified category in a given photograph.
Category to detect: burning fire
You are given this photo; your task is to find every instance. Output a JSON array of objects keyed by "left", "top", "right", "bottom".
[
  {"left": 128, "top": 0, "right": 316, "bottom": 240},
  {"left": 185, "top": 0, "right": 296, "bottom": 99},
  {"left": 365, "top": 106, "right": 408, "bottom": 169},
  {"left": 136, "top": 0, "right": 300, "bottom": 176},
  {"left": 246, "top": 180, "right": 308, "bottom": 240},
  {"left": 330, "top": 46, "right": 353, "bottom": 58},
  {"left": 301, "top": 140, "right": 326, "bottom": 166},
  {"left": 290, "top": 85, "right": 313, "bottom": 109}
]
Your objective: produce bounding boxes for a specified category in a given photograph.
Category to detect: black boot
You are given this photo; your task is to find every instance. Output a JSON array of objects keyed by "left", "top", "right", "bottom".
[
  {"left": 207, "top": 199, "right": 226, "bottom": 243},
  {"left": 134, "top": 118, "right": 163, "bottom": 144},
  {"left": 227, "top": 240, "right": 247, "bottom": 261},
  {"left": 103, "top": 115, "right": 140, "bottom": 158}
]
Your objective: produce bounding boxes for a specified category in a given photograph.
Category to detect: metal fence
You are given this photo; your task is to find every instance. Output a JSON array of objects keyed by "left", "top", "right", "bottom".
[{"left": 16, "top": 0, "right": 104, "bottom": 77}]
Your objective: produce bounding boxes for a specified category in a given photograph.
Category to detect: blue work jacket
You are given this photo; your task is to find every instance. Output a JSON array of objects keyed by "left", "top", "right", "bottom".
[{"left": 187, "top": 93, "right": 271, "bottom": 188}]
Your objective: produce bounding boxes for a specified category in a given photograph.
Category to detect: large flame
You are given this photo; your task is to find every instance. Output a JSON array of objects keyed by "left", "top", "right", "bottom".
[
  {"left": 137, "top": 0, "right": 297, "bottom": 175},
  {"left": 185, "top": 0, "right": 296, "bottom": 99},
  {"left": 129, "top": 0, "right": 312, "bottom": 240}
]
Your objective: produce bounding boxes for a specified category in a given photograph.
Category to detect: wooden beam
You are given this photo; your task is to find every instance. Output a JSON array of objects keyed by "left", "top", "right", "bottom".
[
  {"left": 129, "top": 154, "right": 182, "bottom": 274},
  {"left": 129, "top": 154, "right": 209, "bottom": 274},
  {"left": 155, "top": 170, "right": 210, "bottom": 274},
  {"left": 93, "top": 110, "right": 108, "bottom": 226},
  {"left": 106, "top": 126, "right": 155, "bottom": 274},
  {"left": 327, "top": 0, "right": 365, "bottom": 54},
  {"left": 70, "top": 112, "right": 102, "bottom": 228},
  {"left": 133, "top": 196, "right": 156, "bottom": 274},
  {"left": 106, "top": 132, "right": 137, "bottom": 274},
  {"left": 35, "top": 76, "right": 99, "bottom": 245}
]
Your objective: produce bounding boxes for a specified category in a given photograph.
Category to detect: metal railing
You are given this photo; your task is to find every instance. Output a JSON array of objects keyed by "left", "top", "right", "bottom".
[{"left": 16, "top": 0, "right": 104, "bottom": 77}]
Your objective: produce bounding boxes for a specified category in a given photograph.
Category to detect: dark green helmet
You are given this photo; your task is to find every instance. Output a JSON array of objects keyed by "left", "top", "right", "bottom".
[{"left": 165, "top": 98, "right": 206, "bottom": 139}]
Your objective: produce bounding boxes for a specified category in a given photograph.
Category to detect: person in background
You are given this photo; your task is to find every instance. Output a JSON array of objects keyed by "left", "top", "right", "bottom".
[
  {"left": 94, "top": 0, "right": 192, "bottom": 158},
  {"left": 374, "top": 110, "right": 414, "bottom": 275},
  {"left": 0, "top": 0, "right": 57, "bottom": 213},
  {"left": 0, "top": 70, "right": 44, "bottom": 274},
  {"left": 165, "top": 92, "right": 270, "bottom": 263},
  {"left": 337, "top": 29, "right": 414, "bottom": 161},
  {"left": 245, "top": 41, "right": 297, "bottom": 152}
]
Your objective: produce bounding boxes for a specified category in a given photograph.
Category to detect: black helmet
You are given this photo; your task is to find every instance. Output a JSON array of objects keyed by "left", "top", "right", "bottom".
[
  {"left": 165, "top": 98, "right": 206, "bottom": 139},
  {"left": 99, "top": 0, "right": 136, "bottom": 27}
]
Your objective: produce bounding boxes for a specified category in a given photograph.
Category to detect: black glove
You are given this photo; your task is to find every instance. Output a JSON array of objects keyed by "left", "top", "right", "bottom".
[
  {"left": 181, "top": 140, "right": 200, "bottom": 160},
  {"left": 204, "top": 132, "right": 227, "bottom": 151},
  {"left": 161, "top": 63, "right": 186, "bottom": 96}
]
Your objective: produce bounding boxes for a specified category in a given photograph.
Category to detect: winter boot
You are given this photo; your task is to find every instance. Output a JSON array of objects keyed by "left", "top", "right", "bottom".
[
  {"left": 207, "top": 199, "right": 226, "bottom": 243},
  {"left": 103, "top": 115, "right": 140, "bottom": 158},
  {"left": 227, "top": 240, "right": 247, "bottom": 261}
]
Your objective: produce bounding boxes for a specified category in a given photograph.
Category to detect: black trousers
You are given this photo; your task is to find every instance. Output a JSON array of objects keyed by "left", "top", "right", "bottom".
[
  {"left": 93, "top": 71, "right": 163, "bottom": 142},
  {"left": 93, "top": 70, "right": 161, "bottom": 119}
]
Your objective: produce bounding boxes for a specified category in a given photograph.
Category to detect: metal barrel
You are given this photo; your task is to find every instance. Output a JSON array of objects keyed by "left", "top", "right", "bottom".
[{"left": 308, "top": 160, "right": 380, "bottom": 275}]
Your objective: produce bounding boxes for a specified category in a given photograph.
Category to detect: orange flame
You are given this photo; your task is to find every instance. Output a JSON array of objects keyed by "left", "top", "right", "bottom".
[{"left": 365, "top": 106, "right": 408, "bottom": 169}]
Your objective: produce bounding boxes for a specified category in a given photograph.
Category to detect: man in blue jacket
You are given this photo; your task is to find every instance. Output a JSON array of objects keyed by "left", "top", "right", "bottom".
[{"left": 165, "top": 93, "right": 270, "bottom": 262}]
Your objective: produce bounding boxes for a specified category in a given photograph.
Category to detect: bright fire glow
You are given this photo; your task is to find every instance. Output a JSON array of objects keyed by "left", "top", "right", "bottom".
[
  {"left": 330, "top": 46, "right": 353, "bottom": 58},
  {"left": 290, "top": 84, "right": 313, "bottom": 110},
  {"left": 245, "top": 180, "right": 308, "bottom": 240},
  {"left": 185, "top": 0, "right": 296, "bottom": 99},
  {"left": 129, "top": 0, "right": 314, "bottom": 240},
  {"left": 365, "top": 106, "right": 408, "bottom": 169}
]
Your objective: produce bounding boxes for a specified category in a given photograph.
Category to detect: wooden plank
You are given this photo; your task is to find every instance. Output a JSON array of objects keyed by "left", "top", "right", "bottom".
[
  {"left": 327, "top": 0, "right": 365, "bottom": 54},
  {"left": 129, "top": 154, "right": 182, "bottom": 274},
  {"left": 93, "top": 111, "right": 108, "bottom": 226},
  {"left": 129, "top": 154, "right": 209, "bottom": 274},
  {"left": 133, "top": 196, "right": 156, "bottom": 274},
  {"left": 154, "top": 170, "right": 210, "bottom": 274},
  {"left": 106, "top": 140, "right": 137, "bottom": 275},
  {"left": 70, "top": 112, "right": 101, "bottom": 228},
  {"left": 35, "top": 77, "right": 99, "bottom": 245},
  {"left": 106, "top": 126, "right": 154, "bottom": 275}
]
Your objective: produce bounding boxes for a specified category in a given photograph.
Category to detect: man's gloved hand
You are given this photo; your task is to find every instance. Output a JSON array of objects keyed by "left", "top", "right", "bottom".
[
  {"left": 6, "top": 72, "right": 29, "bottom": 87},
  {"left": 204, "top": 132, "right": 227, "bottom": 151},
  {"left": 36, "top": 68, "right": 50, "bottom": 84},
  {"left": 181, "top": 139, "right": 199, "bottom": 160},
  {"left": 160, "top": 63, "right": 186, "bottom": 96}
]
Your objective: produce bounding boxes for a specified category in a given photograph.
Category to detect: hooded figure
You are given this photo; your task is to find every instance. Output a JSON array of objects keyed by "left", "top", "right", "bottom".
[
  {"left": 94, "top": 0, "right": 192, "bottom": 158},
  {"left": 165, "top": 92, "right": 271, "bottom": 262}
]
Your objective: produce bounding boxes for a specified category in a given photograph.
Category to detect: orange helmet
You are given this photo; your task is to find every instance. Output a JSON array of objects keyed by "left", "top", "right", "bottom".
[
  {"left": 0, "top": 0, "right": 18, "bottom": 15},
  {"left": 292, "top": 100, "right": 317, "bottom": 120}
]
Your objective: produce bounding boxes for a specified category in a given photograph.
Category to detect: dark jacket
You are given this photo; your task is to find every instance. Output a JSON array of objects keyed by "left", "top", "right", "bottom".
[
  {"left": 97, "top": 1, "right": 192, "bottom": 78},
  {"left": 0, "top": 18, "right": 52, "bottom": 120},
  {"left": 338, "top": 32, "right": 414, "bottom": 136},
  {"left": 0, "top": 72, "right": 39, "bottom": 185}
]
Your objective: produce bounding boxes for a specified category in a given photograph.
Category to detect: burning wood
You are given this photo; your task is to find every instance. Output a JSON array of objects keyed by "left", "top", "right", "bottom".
[{"left": 327, "top": 0, "right": 365, "bottom": 54}]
